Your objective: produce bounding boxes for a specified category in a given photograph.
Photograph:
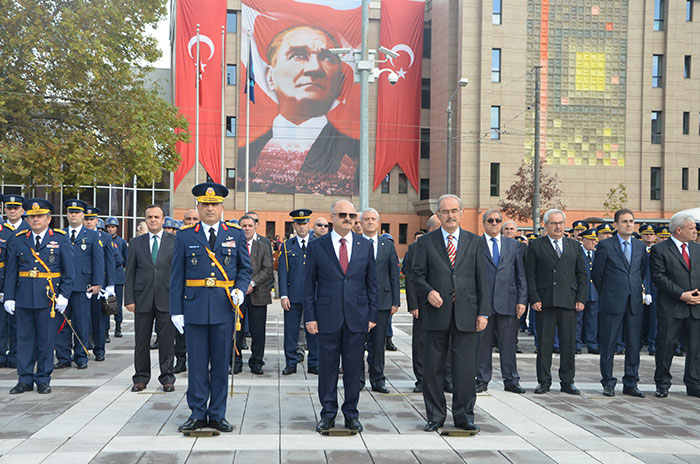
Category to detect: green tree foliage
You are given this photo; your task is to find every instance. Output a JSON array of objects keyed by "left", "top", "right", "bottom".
[
  {"left": 603, "top": 183, "right": 628, "bottom": 217},
  {"left": 0, "top": 0, "right": 188, "bottom": 190},
  {"left": 498, "top": 158, "right": 565, "bottom": 223}
]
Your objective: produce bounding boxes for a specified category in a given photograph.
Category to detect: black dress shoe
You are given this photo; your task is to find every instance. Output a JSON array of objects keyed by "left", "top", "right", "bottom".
[
  {"left": 232, "top": 365, "right": 242, "bottom": 374},
  {"left": 162, "top": 383, "right": 175, "bottom": 392},
  {"left": 250, "top": 366, "right": 264, "bottom": 375},
  {"left": 9, "top": 382, "right": 33, "bottom": 394},
  {"left": 455, "top": 421, "right": 480, "bottom": 432},
  {"left": 622, "top": 386, "right": 645, "bottom": 398},
  {"left": 516, "top": 345, "right": 523, "bottom": 354},
  {"left": 37, "top": 383, "right": 51, "bottom": 394},
  {"left": 372, "top": 385, "right": 390, "bottom": 394},
  {"left": 505, "top": 383, "right": 526, "bottom": 394},
  {"left": 178, "top": 418, "right": 207, "bottom": 432},
  {"left": 687, "top": 389, "right": 700, "bottom": 398},
  {"left": 282, "top": 366, "right": 297, "bottom": 375},
  {"left": 575, "top": 349, "right": 582, "bottom": 355},
  {"left": 648, "top": 348, "right": 656, "bottom": 356},
  {"left": 424, "top": 421, "right": 442, "bottom": 432},
  {"left": 385, "top": 337, "right": 398, "bottom": 352},
  {"left": 588, "top": 348, "right": 600, "bottom": 354},
  {"left": 208, "top": 418, "right": 233, "bottom": 432},
  {"left": 131, "top": 382, "right": 147, "bottom": 392},
  {"left": 475, "top": 381, "right": 488, "bottom": 393},
  {"left": 553, "top": 347, "right": 560, "bottom": 354},
  {"left": 54, "top": 361, "right": 71, "bottom": 369},
  {"left": 316, "top": 417, "right": 335, "bottom": 432},
  {"left": 534, "top": 384, "right": 550, "bottom": 394},
  {"left": 603, "top": 386, "right": 615, "bottom": 397},
  {"left": 560, "top": 383, "right": 580, "bottom": 395},
  {"left": 105, "top": 333, "right": 111, "bottom": 343},
  {"left": 114, "top": 324, "right": 122, "bottom": 338},
  {"left": 95, "top": 354, "right": 105, "bottom": 362},
  {"left": 615, "top": 349, "right": 625, "bottom": 355},
  {"left": 150, "top": 341, "right": 159, "bottom": 350},
  {"left": 75, "top": 362, "right": 88, "bottom": 369},
  {"left": 444, "top": 382, "right": 453, "bottom": 393},
  {"left": 655, "top": 387, "right": 669, "bottom": 398},
  {"left": 173, "top": 362, "right": 187, "bottom": 374},
  {"left": 344, "top": 417, "right": 363, "bottom": 432},
  {"left": 240, "top": 340, "right": 249, "bottom": 350},
  {"left": 413, "top": 384, "right": 423, "bottom": 393},
  {"left": 308, "top": 366, "right": 318, "bottom": 375}
]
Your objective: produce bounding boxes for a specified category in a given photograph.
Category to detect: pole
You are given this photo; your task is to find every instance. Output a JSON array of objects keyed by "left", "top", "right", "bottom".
[
  {"left": 358, "top": 0, "right": 370, "bottom": 210},
  {"left": 195, "top": 25, "right": 201, "bottom": 185},
  {"left": 532, "top": 65, "right": 541, "bottom": 233},
  {"left": 446, "top": 100, "right": 452, "bottom": 195},
  {"left": 245, "top": 31, "right": 251, "bottom": 213},
  {"left": 221, "top": 26, "right": 226, "bottom": 186}
]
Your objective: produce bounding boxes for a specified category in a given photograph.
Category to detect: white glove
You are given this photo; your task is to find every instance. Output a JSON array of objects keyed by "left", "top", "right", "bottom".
[
  {"left": 171, "top": 315, "right": 185, "bottom": 334},
  {"left": 105, "top": 286, "right": 115, "bottom": 297},
  {"left": 0, "top": 293, "right": 4, "bottom": 303},
  {"left": 231, "top": 288, "right": 245, "bottom": 306},
  {"left": 4, "top": 300, "right": 15, "bottom": 315},
  {"left": 56, "top": 295, "right": 68, "bottom": 313},
  {"left": 643, "top": 293, "right": 652, "bottom": 305},
  {"left": 85, "top": 291, "right": 93, "bottom": 300}
]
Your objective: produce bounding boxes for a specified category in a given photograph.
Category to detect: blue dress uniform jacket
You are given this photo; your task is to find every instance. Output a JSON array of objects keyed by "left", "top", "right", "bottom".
[
  {"left": 66, "top": 227, "right": 106, "bottom": 291},
  {"left": 111, "top": 235, "right": 128, "bottom": 286},
  {"left": 0, "top": 223, "right": 16, "bottom": 366},
  {"left": 91, "top": 230, "right": 116, "bottom": 357},
  {"left": 97, "top": 230, "right": 116, "bottom": 287},
  {"left": 0, "top": 223, "right": 16, "bottom": 295}
]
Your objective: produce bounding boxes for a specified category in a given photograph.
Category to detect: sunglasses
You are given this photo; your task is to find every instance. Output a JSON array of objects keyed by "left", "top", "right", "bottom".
[
  {"left": 315, "top": 223, "right": 329, "bottom": 228},
  {"left": 486, "top": 218, "right": 502, "bottom": 224},
  {"left": 335, "top": 212, "right": 358, "bottom": 219}
]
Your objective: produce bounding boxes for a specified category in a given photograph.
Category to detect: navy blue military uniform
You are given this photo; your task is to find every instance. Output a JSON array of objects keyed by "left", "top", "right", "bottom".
[
  {"left": 106, "top": 217, "right": 128, "bottom": 335},
  {"left": 4, "top": 199, "right": 74, "bottom": 391},
  {"left": 640, "top": 224, "right": 658, "bottom": 355},
  {"left": 580, "top": 229, "right": 600, "bottom": 353},
  {"left": 55, "top": 200, "right": 105, "bottom": 368},
  {"left": 279, "top": 209, "right": 318, "bottom": 373},
  {"left": 170, "top": 183, "right": 251, "bottom": 429}
]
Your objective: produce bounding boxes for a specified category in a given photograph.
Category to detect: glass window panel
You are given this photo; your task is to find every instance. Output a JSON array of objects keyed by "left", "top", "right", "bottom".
[
  {"left": 420, "top": 178, "right": 429, "bottom": 200},
  {"left": 136, "top": 190, "right": 153, "bottom": 217},
  {"left": 110, "top": 188, "right": 123, "bottom": 216},
  {"left": 381, "top": 175, "right": 390, "bottom": 194},
  {"left": 492, "top": 48, "right": 501, "bottom": 82},
  {"left": 398, "top": 173, "right": 408, "bottom": 194},
  {"left": 95, "top": 188, "right": 109, "bottom": 214},
  {"left": 491, "top": 106, "right": 501, "bottom": 139},
  {"left": 154, "top": 190, "right": 170, "bottom": 215},
  {"left": 227, "top": 64, "right": 237, "bottom": 85},
  {"left": 226, "top": 116, "right": 236, "bottom": 137},
  {"left": 227, "top": 11, "right": 237, "bottom": 33}
]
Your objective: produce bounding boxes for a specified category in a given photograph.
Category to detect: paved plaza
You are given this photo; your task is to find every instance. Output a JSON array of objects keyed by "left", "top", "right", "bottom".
[{"left": 0, "top": 298, "right": 699, "bottom": 463}]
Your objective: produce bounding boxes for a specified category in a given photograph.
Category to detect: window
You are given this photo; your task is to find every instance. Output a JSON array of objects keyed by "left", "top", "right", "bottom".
[
  {"left": 652, "top": 54, "right": 664, "bottom": 88},
  {"left": 423, "top": 27, "right": 431, "bottom": 58},
  {"left": 381, "top": 174, "right": 390, "bottom": 193},
  {"left": 398, "top": 223, "right": 408, "bottom": 245},
  {"left": 682, "top": 167, "right": 689, "bottom": 190},
  {"left": 688, "top": 0, "right": 694, "bottom": 21},
  {"left": 420, "top": 178, "right": 429, "bottom": 200},
  {"left": 651, "top": 111, "right": 663, "bottom": 144},
  {"left": 683, "top": 111, "right": 690, "bottom": 134},
  {"left": 226, "top": 64, "right": 237, "bottom": 85},
  {"left": 420, "top": 128, "right": 430, "bottom": 159},
  {"left": 226, "top": 168, "right": 236, "bottom": 189},
  {"left": 227, "top": 11, "right": 237, "bottom": 33},
  {"left": 421, "top": 78, "right": 430, "bottom": 109},
  {"left": 226, "top": 116, "right": 236, "bottom": 137},
  {"left": 651, "top": 167, "right": 662, "bottom": 200},
  {"left": 493, "top": 0, "right": 502, "bottom": 25},
  {"left": 490, "top": 106, "right": 500, "bottom": 139},
  {"left": 381, "top": 223, "right": 390, "bottom": 235},
  {"left": 685, "top": 55, "right": 692, "bottom": 78},
  {"left": 266, "top": 221, "right": 275, "bottom": 240},
  {"left": 654, "top": 0, "right": 665, "bottom": 31},
  {"left": 492, "top": 48, "right": 501, "bottom": 82},
  {"left": 490, "top": 163, "right": 500, "bottom": 197},
  {"left": 398, "top": 173, "right": 408, "bottom": 194}
]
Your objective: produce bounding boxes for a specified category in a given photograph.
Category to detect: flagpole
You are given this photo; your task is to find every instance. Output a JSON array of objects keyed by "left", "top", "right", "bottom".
[
  {"left": 245, "top": 31, "right": 251, "bottom": 212},
  {"left": 221, "top": 25, "right": 226, "bottom": 187},
  {"left": 195, "top": 24, "right": 201, "bottom": 185}
]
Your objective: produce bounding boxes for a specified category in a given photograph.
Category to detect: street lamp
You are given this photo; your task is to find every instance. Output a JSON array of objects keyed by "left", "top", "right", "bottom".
[{"left": 446, "top": 77, "right": 469, "bottom": 195}]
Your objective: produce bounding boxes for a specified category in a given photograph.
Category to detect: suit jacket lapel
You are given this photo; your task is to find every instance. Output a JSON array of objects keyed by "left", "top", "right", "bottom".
[
  {"left": 669, "top": 239, "right": 691, "bottom": 271},
  {"left": 483, "top": 235, "right": 496, "bottom": 268},
  {"left": 321, "top": 234, "right": 345, "bottom": 275},
  {"left": 543, "top": 237, "right": 559, "bottom": 261},
  {"left": 454, "top": 229, "right": 469, "bottom": 268},
  {"left": 193, "top": 224, "right": 211, "bottom": 250},
  {"left": 432, "top": 230, "right": 452, "bottom": 268},
  {"left": 347, "top": 234, "right": 364, "bottom": 273},
  {"left": 612, "top": 236, "right": 631, "bottom": 270}
]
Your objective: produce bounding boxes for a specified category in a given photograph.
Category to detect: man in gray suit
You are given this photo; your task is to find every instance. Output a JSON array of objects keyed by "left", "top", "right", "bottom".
[
  {"left": 476, "top": 209, "right": 527, "bottom": 394},
  {"left": 412, "top": 194, "right": 490, "bottom": 432},
  {"left": 125, "top": 204, "right": 176, "bottom": 392},
  {"left": 360, "top": 207, "right": 400, "bottom": 393}
]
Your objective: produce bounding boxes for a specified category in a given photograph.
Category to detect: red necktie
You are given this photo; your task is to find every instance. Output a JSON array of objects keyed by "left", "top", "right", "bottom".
[
  {"left": 682, "top": 243, "right": 691, "bottom": 270},
  {"left": 339, "top": 238, "right": 349, "bottom": 274},
  {"left": 446, "top": 235, "right": 456, "bottom": 267},
  {"left": 247, "top": 241, "right": 251, "bottom": 256}
]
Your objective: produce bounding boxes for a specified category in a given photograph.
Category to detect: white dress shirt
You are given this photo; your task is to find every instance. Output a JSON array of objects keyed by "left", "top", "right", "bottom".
[
  {"left": 670, "top": 235, "right": 691, "bottom": 259},
  {"left": 484, "top": 233, "right": 501, "bottom": 259},
  {"left": 200, "top": 221, "right": 220, "bottom": 242},
  {"left": 32, "top": 228, "right": 48, "bottom": 247},
  {"left": 149, "top": 230, "right": 164, "bottom": 252},
  {"left": 362, "top": 233, "right": 379, "bottom": 259},
  {"left": 8, "top": 219, "right": 23, "bottom": 230},
  {"left": 68, "top": 224, "right": 83, "bottom": 241},
  {"left": 331, "top": 229, "right": 353, "bottom": 263},
  {"left": 265, "top": 114, "right": 328, "bottom": 152},
  {"left": 441, "top": 227, "right": 460, "bottom": 251},
  {"left": 297, "top": 235, "right": 309, "bottom": 250},
  {"left": 549, "top": 237, "right": 563, "bottom": 254}
]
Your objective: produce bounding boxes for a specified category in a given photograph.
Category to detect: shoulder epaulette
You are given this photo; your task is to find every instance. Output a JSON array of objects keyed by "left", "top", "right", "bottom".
[
  {"left": 4, "top": 223, "right": 15, "bottom": 231},
  {"left": 53, "top": 228, "right": 66, "bottom": 235},
  {"left": 226, "top": 221, "right": 241, "bottom": 229},
  {"left": 180, "top": 223, "right": 196, "bottom": 230},
  {"left": 16, "top": 229, "right": 29, "bottom": 237}
]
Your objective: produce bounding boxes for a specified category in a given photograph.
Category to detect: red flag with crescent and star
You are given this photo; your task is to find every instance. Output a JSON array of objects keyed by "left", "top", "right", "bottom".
[
  {"left": 174, "top": 0, "right": 226, "bottom": 190},
  {"left": 373, "top": 0, "right": 425, "bottom": 192}
]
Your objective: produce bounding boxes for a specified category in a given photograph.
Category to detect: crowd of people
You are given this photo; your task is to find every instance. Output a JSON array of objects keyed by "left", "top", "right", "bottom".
[{"left": 1, "top": 188, "right": 698, "bottom": 435}]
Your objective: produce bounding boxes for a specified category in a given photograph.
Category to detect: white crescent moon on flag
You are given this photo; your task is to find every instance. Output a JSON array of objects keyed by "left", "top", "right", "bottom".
[
  {"left": 389, "top": 44, "right": 415, "bottom": 68},
  {"left": 188, "top": 35, "right": 216, "bottom": 61}
]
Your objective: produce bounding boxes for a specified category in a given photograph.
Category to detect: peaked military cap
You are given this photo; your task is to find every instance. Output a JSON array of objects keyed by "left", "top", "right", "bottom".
[
  {"left": 163, "top": 216, "right": 176, "bottom": 229},
  {"left": 84, "top": 206, "right": 100, "bottom": 217},
  {"left": 581, "top": 228, "right": 598, "bottom": 240},
  {"left": 4, "top": 194, "right": 25, "bottom": 207},
  {"left": 655, "top": 225, "right": 671, "bottom": 237},
  {"left": 192, "top": 182, "right": 228, "bottom": 204},
  {"left": 639, "top": 224, "right": 656, "bottom": 235},
  {"left": 596, "top": 223, "right": 614, "bottom": 234},
  {"left": 572, "top": 220, "right": 589, "bottom": 231},
  {"left": 23, "top": 198, "right": 54, "bottom": 215},
  {"left": 290, "top": 208, "right": 312, "bottom": 224},
  {"left": 65, "top": 199, "right": 87, "bottom": 212}
]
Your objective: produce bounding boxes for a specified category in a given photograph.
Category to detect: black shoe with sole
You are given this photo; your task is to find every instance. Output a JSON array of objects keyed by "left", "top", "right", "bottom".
[
  {"left": 308, "top": 366, "right": 318, "bottom": 375},
  {"left": 173, "top": 362, "right": 187, "bottom": 374},
  {"left": 622, "top": 386, "right": 645, "bottom": 398},
  {"left": 534, "top": 384, "right": 550, "bottom": 394},
  {"left": 505, "top": 383, "right": 526, "bottom": 394},
  {"left": 114, "top": 324, "right": 123, "bottom": 338},
  {"left": 372, "top": 385, "right": 390, "bottom": 394},
  {"left": 655, "top": 387, "right": 669, "bottom": 398},
  {"left": 385, "top": 337, "right": 398, "bottom": 352},
  {"left": 208, "top": 418, "right": 233, "bottom": 432},
  {"left": 316, "top": 417, "right": 335, "bottom": 432},
  {"left": 282, "top": 366, "right": 296, "bottom": 376},
  {"left": 9, "top": 382, "right": 33, "bottom": 394},
  {"left": 178, "top": 418, "right": 207, "bottom": 432},
  {"left": 344, "top": 418, "right": 363, "bottom": 432},
  {"left": 37, "top": 383, "right": 51, "bottom": 394},
  {"left": 475, "top": 381, "right": 488, "bottom": 393},
  {"left": 424, "top": 421, "right": 442, "bottom": 432},
  {"left": 560, "top": 383, "right": 580, "bottom": 395},
  {"left": 54, "top": 361, "right": 71, "bottom": 369},
  {"left": 455, "top": 421, "right": 480, "bottom": 432}
]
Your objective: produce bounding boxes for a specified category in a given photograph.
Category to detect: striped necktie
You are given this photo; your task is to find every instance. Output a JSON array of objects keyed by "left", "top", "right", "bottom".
[{"left": 447, "top": 235, "right": 456, "bottom": 267}]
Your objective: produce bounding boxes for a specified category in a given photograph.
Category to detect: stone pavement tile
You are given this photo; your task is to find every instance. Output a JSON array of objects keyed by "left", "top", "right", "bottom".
[
  {"left": 240, "top": 386, "right": 281, "bottom": 434},
  {"left": 676, "top": 454, "right": 700, "bottom": 463},
  {"left": 362, "top": 433, "right": 450, "bottom": 451},
  {"left": 185, "top": 450, "right": 235, "bottom": 464},
  {"left": 602, "top": 438, "right": 700, "bottom": 455},
  {"left": 326, "top": 450, "right": 373, "bottom": 464},
  {"left": 280, "top": 434, "right": 365, "bottom": 450},
  {"left": 192, "top": 434, "right": 278, "bottom": 451},
  {"left": 103, "top": 435, "right": 195, "bottom": 453},
  {"left": 412, "top": 449, "right": 464, "bottom": 463},
  {"left": 630, "top": 453, "right": 696, "bottom": 464},
  {"left": 120, "top": 393, "right": 186, "bottom": 436},
  {"left": 282, "top": 450, "right": 326, "bottom": 463},
  {"left": 444, "top": 434, "right": 533, "bottom": 452},
  {"left": 586, "top": 451, "right": 645, "bottom": 463},
  {"left": 368, "top": 450, "right": 420, "bottom": 463},
  {"left": 499, "top": 450, "right": 557, "bottom": 463},
  {"left": 89, "top": 451, "right": 144, "bottom": 464},
  {"left": 455, "top": 450, "right": 510, "bottom": 464},
  {"left": 233, "top": 450, "right": 280, "bottom": 463},
  {"left": 137, "top": 451, "right": 189, "bottom": 464},
  {"left": 543, "top": 450, "right": 601, "bottom": 463}
]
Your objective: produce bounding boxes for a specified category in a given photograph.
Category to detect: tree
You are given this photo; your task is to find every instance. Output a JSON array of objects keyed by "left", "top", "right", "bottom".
[
  {"left": 0, "top": 0, "right": 188, "bottom": 190},
  {"left": 603, "top": 183, "right": 628, "bottom": 217},
  {"left": 498, "top": 158, "right": 565, "bottom": 224}
]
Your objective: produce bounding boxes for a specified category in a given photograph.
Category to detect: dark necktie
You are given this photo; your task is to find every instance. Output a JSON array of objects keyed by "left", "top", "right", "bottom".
[
  {"left": 209, "top": 228, "right": 216, "bottom": 249},
  {"left": 35, "top": 235, "right": 41, "bottom": 249},
  {"left": 587, "top": 250, "right": 592, "bottom": 266},
  {"left": 301, "top": 239, "right": 306, "bottom": 254},
  {"left": 339, "top": 238, "right": 348, "bottom": 274},
  {"left": 491, "top": 237, "right": 499, "bottom": 266},
  {"left": 682, "top": 243, "right": 691, "bottom": 270},
  {"left": 151, "top": 235, "right": 159, "bottom": 264},
  {"left": 554, "top": 240, "right": 562, "bottom": 257},
  {"left": 71, "top": 230, "right": 76, "bottom": 244}
]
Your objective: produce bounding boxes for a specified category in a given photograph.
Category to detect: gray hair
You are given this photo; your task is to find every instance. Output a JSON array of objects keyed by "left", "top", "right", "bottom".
[
  {"left": 482, "top": 209, "right": 503, "bottom": 224},
  {"left": 437, "top": 194, "right": 463, "bottom": 210},
  {"left": 360, "top": 207, "right": 380, "bottom": 222},
  {"left": 426, "top": 215, "right": 440, "bottom": 231},
  {"left": 669, "top": 212, "right": 695, "bottom": 235},
  {"left": 330, "top": 199, "right": 355, "bottom": 214},
  {"left": 543, "top": 209, "right": 566, "bottom": 224},
  {"left": 502, "top": 220, "right": 517, "bottom": 229}
]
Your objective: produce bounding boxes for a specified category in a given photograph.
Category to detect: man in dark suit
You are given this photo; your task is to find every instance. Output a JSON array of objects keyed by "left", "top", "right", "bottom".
[
  {"left": 125, "top": 204, "right": 176, "bottom": 392},
  {"left": 234, "top": 215, "right": 273, "bottom": 375},
  {"left": 412, "top": 194, "right": 490, "bottom": 432},
  {"left": 476, "top": 209, "right": 527, "bottom": 394},
  {"left": 526, "top": 209, "right": 587, "bottom": 395},
  {"left": 360, "top": 207, "right": 400, "bottom": 394},
  {"left": 580, "top": 229, "right": 600, "bottom": 354},
  {"left": 404, "top": 230, "right": 426, "bottom": 392},
  {"left": 650, "top": 212, "right": 700, "bottom": 398},
  {"left": 592, "top": 209, "right": 647, "bottom": 398},
  {"left": 304, "top": 199, "right": 377, "bottom": 433}
]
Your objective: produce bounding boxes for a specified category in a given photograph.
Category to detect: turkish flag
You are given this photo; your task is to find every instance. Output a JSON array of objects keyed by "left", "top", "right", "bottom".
[
  {"left": 374, "top": 0, "right": 424, "bottom": 192},
  {"left": 174, "top": 0, "right": 226, "bottom": 190}
]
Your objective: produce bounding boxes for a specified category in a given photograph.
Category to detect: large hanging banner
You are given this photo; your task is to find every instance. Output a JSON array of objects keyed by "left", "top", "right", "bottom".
[
  {"left": 174, "top": 0, "right": 226, "bottom": 190},
  {"left": 374, "top": 0, "right": 424, "bottom": 192},
  {"left": 237, "top": 0, "right": 361, "bottom": 195}
]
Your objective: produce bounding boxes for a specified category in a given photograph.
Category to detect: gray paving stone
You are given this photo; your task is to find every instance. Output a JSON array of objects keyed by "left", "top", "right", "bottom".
[
  {"left": 456, "top": 450, "right": 511, "bottom": 464},
  {"left": 631, "top": 454, "right": 696, "bottom": 464},
  {"left": 233, "top": 450, "right": 280, "bottom": 463},
  {"left": 282, "top": 449, "right": 326, "bottom": 463},
  {"left": 186, "top": 450, "right": 235, "bottom": 463},
  {"left": 500, "top": 450, "right": 557, "bottom": 463},
  {"left": 90, "top": 451, "right": 143, "bottom": 464},
  {"left": 413, "top": 449, "right": 466, "bottom": 464},
  {"left": 369, "top": 450, "right": 420, "bottom": 463},
  {"left": 326, "top": 450, "right": 373, "bottom": 464},
  {"left": 139, "top": 451, "right": 189, "bottom": 464}
]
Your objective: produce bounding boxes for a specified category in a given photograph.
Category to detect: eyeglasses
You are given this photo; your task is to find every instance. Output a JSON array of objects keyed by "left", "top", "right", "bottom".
[
  {"left": 438, "top": 209, "right": 461, "bottom": 216},
  {"left": 184, "top": 217, "right": 197, "bottom": 221},
  {"left": 486, "top": 218, "right": 502, "bottom": 224},
  {"left": 315, "top": 223, "right": 329, "bottom": 228},
  {"left": 335, "top": 212, "right": 358, "bottom": 219}
]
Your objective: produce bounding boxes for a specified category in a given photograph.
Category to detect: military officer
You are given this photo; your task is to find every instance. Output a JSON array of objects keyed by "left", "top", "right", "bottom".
[
  {"left": 55, "top": 199, "right": 105, "bottom": 369},
  {"left": 597, "top": 223, "right": 614, "bottom": 241},
  {"left": 0, "top": 195, "right": 18, "bottom": 369},
  {"left": 83, "top": 207, "right": 115, "bottom": 360},
  {"left": 571, "top": 220, "right": 589, "bottom": 242},
  {"left": 639, "top": 224, "right": 658, "bottom": 355},
  {"left": 279, "top": 208, "right": 318, "bottom": 375},
  {"left": 105, "top": 217, "right": 128, "bottom": 337},
  {"left": 170, "top": 182, "right": 251, "bottom": 433},
  {"left": 4, "top": 194, "right": 29, "bottom": 233},
  {"left": 4, "top": 199, "right": 74, "bottom": 394},
  {"left": 580, "top": 229, "right": 600, "bottom": 354},
  {"left": 655, "top": 225, "right": 671, "bottom": 242}
]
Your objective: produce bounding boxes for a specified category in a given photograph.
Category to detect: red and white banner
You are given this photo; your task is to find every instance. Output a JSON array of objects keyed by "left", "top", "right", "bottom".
[
  {"left": 374, "top": 0, "right": 425, "bottom": 192},
  {"left": 174, "top": 0, "right": 226, "bottom": 190}
]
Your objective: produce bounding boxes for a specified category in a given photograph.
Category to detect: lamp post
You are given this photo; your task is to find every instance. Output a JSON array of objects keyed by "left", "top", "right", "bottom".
[{"left": 445, "top": 78, "right": 469, "bottom": 195}]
